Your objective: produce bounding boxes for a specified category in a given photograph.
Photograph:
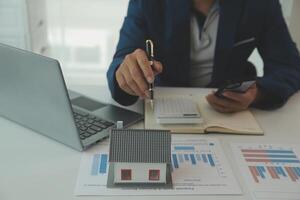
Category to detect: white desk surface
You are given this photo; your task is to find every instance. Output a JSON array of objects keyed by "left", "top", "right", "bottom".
[{"left": 1, "top": 85, "right": 300, "bottom": 200}]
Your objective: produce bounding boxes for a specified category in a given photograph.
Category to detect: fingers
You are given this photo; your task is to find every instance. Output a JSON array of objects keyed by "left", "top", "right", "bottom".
[
  {"left": 207, "top": 100, "right": 233, "bottom": 113},
  {"left": 222, "top": 84, "right": 257, "bottom": 103},
  {"left": 134, "top": 49, "right": 154, "bottom": 83},
  {"left": 206, "top": 94, "right": 242, "bottom": 113},
  {"left": 206, "top": 83, "right": 258, "bottom": 113},
  {"left": 153, "top": 60, "right": 163, "bottom": 75},
  {"left": 124, "top": 54, "right": 149, "bottom": 97},
  {"left": 116, "top": 69, "right": 136, "bottom": 96},
  {"left": 116, "top": 48, "right": 164, "bottom": 97},
  {"left": 121, "top": 63, "right": 146, "bottom": 97}
]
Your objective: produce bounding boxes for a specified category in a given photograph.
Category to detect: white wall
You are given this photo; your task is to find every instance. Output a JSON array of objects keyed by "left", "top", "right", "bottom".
[{"left": 289, "top": 0, "right": 300, "bottom": 49}]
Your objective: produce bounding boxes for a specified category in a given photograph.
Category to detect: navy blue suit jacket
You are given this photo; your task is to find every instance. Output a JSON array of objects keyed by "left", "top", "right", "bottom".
[{"left": 107, "top": 0, "right": 300, "bottom": 109}]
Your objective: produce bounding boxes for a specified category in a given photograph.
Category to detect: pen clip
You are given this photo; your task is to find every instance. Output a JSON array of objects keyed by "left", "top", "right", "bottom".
[{"left": 146, "top": 39, "right": 154, "bottom": 60}]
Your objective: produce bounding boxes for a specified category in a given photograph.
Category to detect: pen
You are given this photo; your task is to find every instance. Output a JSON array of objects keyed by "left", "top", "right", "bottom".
[{"left": 146, "top": 39, "right": 155, "bottom": 109}]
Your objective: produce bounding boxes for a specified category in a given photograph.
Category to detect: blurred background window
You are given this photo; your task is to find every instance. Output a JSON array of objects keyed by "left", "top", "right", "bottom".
[{"left": 0, "top": 0, "right": 299, "bottom": 86}]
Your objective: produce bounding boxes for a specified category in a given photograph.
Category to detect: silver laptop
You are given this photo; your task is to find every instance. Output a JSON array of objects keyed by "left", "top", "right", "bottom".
[{"left": 0, "top": 43, "right": 143, "bottom": 151}]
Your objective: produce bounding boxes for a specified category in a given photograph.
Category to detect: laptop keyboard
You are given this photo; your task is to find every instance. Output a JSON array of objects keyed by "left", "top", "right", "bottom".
[{"left": 73, "top": 108, "right": 114, "bottom": 140}]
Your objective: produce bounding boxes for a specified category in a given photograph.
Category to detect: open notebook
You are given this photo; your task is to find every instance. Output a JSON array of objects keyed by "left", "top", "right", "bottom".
[{"left": 145, "top": 94, "right": 264, "bottom": 135}]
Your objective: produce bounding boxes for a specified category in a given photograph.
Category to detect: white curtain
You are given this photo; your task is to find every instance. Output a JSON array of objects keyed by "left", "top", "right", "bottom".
[{"left": 45, "top": 0, "right": 129, "bottom": 86}]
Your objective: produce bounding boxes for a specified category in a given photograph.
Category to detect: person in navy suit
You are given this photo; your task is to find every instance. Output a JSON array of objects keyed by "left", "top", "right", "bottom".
[{"left": 107, "top": 0, "right": 300, "bottom": 112}]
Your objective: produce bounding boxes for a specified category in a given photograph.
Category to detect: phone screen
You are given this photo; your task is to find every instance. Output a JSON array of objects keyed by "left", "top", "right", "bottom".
[{"left": 215, "top": 80, "right": 256, "bottom": 98}]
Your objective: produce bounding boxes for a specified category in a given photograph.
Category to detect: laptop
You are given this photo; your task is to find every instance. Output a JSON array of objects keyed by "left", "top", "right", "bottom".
[{"left": 0, "top": 43, "right": 143, "bottom": 151}]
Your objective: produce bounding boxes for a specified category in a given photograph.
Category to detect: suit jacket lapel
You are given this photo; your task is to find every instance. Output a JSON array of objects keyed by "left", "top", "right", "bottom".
[
  {"left": 211, "top": 0, "right": 244, "bottom": 86},
  {"left": 164, "top": 0, "right": 191, "bottom": 86}
]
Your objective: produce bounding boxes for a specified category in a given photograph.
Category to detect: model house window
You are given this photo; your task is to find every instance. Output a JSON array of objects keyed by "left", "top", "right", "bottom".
[
  {"left": 121, "top": 169, "right": 132, "bottom": 180},
  {"left": 149, "top": 169, "right": 160, "bottom": 181}
]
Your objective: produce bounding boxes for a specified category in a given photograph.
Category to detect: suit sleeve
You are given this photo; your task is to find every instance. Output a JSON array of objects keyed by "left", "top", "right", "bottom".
[
  {"left": 254, "top": 0, "right": 300, "bottom": 109},
  {"left": 106, "top": 0, "right": 147, "bottom": 106}
]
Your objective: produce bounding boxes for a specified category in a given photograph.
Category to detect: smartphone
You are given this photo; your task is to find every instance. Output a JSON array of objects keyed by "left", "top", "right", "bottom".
[{"left": 215, "top": 80, "right": 256, "bottom": 98}]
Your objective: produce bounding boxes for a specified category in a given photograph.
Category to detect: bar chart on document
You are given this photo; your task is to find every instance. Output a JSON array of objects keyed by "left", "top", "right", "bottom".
[
  {"left": 75, "top": 137, "right": 241, "bottom": 196},
  {"left": 231, "top": 143, "right": 300, "bottom": 200},
  {"left": 171, "top": 139, "right": 228, "bottom": 185}
]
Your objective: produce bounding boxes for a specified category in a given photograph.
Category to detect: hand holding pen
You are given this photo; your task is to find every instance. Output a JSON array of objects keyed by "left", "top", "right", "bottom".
[{"left": 115, "top": 42, "right": 163, "bottom": 100}]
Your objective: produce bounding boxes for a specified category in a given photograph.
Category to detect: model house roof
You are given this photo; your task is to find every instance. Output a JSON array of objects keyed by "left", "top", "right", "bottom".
[{"left": 109, "top": 129, "right": 171, "bottom": 163}]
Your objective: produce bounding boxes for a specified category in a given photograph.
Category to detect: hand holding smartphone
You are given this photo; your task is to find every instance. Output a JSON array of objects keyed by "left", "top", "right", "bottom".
[{"left": 215, "top": 80, "right": 256, "bottom": 98}]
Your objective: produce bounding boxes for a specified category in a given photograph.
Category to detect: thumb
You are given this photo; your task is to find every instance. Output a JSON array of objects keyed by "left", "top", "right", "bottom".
[{"left": 153, "top": 60, "right": 163, "bottom": 75}]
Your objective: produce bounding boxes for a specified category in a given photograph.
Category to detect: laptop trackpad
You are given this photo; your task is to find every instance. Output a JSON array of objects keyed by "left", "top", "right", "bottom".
[
  {"left": 94, "top": 105, "right": 143, "bottom": 127},
  {"left": 71, "top": 96, "right": 106, "bottom": 111}
]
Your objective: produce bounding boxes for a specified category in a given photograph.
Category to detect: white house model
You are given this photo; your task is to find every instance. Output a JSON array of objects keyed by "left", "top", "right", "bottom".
[{"left": 107, "top": 129, "right": 172, "bottom": 188}]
